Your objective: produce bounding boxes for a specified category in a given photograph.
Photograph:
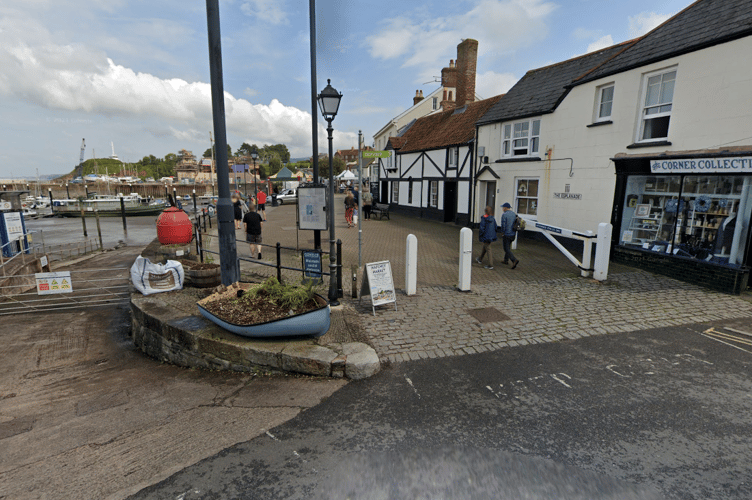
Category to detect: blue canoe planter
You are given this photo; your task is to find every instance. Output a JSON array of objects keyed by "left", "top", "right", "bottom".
[{"left": 197, "top": 285, "right": 330, "bottom": 338}]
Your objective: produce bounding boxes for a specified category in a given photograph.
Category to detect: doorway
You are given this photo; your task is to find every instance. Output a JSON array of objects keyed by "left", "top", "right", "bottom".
[
  {"left": 443, "top": 181, "right": 457, "bottom": 223},
  {"left": 483, "top": 181, "right": 496, "bottom": 215},
  {"left": 380, "top": 181, "right": 388, "bottom": 205}
]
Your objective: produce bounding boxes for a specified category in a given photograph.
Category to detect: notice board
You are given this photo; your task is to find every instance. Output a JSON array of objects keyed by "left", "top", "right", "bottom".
[
  {"left": 297, "top": 185, "right": 328, "bottom": 231},
  {"left": 359, "top": 260, "right": 397, "bottom": 316},
  {"left": 302, "top": 250, "right": 323, "bottom": 284}
]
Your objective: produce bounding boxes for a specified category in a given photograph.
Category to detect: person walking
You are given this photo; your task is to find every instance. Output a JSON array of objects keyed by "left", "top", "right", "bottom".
[
  {"left": 243, "top": 203, "right": 264, "bottom": 260},
  {"left": 256, "top": 189, "right": 267, "bottom": 221},
  {"left": 344, "top": 190, "right": 356, "bottom": 228},
  {"left": 475, "top": 206, "right": 498, "bottom": 269},
  {"left": 362, "top": 188, "right": 373, "bottom": 220},
  {"left": 499, "top": 202, "right": 520, "bottom": 269},
  {"left": 232, "top": 194, "right": 243, "bottom": 230}
]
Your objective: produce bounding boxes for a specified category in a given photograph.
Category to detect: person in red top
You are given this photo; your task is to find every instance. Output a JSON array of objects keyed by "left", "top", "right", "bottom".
[{"left": 256, "top": 189, "right": 267, "bottom": 221}]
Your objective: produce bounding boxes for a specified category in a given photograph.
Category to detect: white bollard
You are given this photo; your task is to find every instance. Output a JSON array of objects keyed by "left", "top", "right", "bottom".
[
  {"left": 459, "top": 227, "right": 472, "bottom": 291},
  {"left": 593, "top": 222, "right": 613, "bottom": 281},
  {"left": 406, "top": 234, "right": 417, "bottom": 295}
]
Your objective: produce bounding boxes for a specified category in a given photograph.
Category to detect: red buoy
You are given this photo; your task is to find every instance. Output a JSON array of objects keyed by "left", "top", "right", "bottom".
[{"left": 156, "top": 207, "right": 193, "bottom": 245}]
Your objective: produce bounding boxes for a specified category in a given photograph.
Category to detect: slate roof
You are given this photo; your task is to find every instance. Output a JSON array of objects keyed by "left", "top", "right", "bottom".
[
  {"left": 574, "top": 0, "right": 752, "bottom": 86},
  {"left": 476, "top": 43, "right": 630, "bottom": 126},
  {"left": 394, "top": 95, "right": 504, "bottom": 154}
]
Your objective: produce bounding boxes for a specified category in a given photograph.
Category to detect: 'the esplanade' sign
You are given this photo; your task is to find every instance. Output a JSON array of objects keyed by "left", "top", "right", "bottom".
[{"left": 650, "top": 156, "right": 752, "bottom": 173}]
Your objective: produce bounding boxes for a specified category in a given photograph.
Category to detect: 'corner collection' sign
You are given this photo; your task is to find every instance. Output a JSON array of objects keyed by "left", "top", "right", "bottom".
[{"left": 650, "top": 156, "right": 752, "bottom": 173}]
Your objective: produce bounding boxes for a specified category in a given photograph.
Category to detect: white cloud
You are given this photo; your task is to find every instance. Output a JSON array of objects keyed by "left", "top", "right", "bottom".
[
  {"left": 365, "top": 0, "right": 557, "bottom": 82},
  {"left": 475, "top": 71, "right": 518, "bottom": 99},
  {"left": 240, "top": 0, "right": 289, "bottom": 25},
  {"left": 244, "top": 87, "right": 259, "bottom": 97},
  {"left": 586, "top": 35, "right": 614, "bottom": 53},
  {"left": 628, "top": 11, "right": 672, "bottom": 38}
]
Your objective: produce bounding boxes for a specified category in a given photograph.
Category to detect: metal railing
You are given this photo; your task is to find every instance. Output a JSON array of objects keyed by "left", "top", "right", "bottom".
[{"left": 192, "top": 214, "right": 343, "bottom": 293}]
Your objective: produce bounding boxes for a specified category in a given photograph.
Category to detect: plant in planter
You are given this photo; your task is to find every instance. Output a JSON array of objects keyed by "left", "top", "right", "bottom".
[
  {"left": 178, "top": 258, "right": 221, "bottom": 288},
  {"left": 197, "top": 277, "right": 330, "bottom": 338}
]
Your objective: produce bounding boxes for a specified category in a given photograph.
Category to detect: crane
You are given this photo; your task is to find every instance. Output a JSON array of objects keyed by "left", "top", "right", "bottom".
[{"left": 76, "top": 138, "right": 86, "bottom": 178}]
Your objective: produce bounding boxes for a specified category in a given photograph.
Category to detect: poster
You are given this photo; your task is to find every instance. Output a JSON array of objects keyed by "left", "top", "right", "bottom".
[
  {"left": 297, "top": 186, "right": 328, "bottom": 231},
  {"left": 363, "top": 261, "right": 396, "bottom": 308},
  {"left": 36, "top": 272, "right": 73, "bottom": 295}
]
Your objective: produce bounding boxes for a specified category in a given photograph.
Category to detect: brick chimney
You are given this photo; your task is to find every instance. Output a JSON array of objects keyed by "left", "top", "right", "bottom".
[
  {"left": 441, "top": 59, "right": 457, "bottom": 88},
  {"left": 441, "top": 89, "right": 455, "bottom": 112},
  {"left": 413, "top": 89, "right": 424, "bottom": 106},
  {"left": 455, "top": 39, "right": 478, "bottom": 108}
]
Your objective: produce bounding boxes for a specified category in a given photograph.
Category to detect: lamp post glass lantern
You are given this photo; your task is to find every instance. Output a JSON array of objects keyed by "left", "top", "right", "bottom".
[{"left": 317, "top": 79, "right": 342, "bottom": 306}]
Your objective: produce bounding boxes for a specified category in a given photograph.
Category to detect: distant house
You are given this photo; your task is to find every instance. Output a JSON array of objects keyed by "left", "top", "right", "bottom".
[{"left": 474, "top": 0, "right": 752, "bottom": 293}]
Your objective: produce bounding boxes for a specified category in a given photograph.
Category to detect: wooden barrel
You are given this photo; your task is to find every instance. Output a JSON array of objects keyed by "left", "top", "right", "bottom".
[{"left": 184, "top": 265, "right": 221, "bottom": 288}]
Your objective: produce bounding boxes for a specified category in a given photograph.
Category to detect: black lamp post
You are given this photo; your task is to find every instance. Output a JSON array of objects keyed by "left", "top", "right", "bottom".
[
  {"left": 251, "top": 152, "right": 258, "bottom": 201},
  {"left": 243, "top": 162, "right": 248, "bottom": 198},
  {"left": 65, "top": 183, "right": 70, "bottom": 199},
  {"left": 318, "top": 79, "right": 342, "bottom": 306}
]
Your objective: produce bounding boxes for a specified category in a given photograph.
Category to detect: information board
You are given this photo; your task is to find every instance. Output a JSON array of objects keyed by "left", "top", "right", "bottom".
[
  {"left": 36, "top": 271, "right": 73, "bottom": 295},
  {"left": 359, "top": 260, "right": 397, "bottom": 316},
  {"left": 297, "top": 185, "right": 328, "bottom": 231},
  {"left": 302, "top": 250, "right": 323, "bottom": 283},
  {"left": 3, "top": 212, "right": 23, "bottom": 241}
]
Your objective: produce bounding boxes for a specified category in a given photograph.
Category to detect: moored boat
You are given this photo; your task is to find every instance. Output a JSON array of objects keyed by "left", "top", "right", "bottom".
[{"left": 52, "top": 193, "right": 169, "bottom": 217}]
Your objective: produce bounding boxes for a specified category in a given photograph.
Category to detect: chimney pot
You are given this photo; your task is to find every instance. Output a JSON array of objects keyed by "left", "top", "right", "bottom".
[{"left": 413, "top": 89, "right": 425, "bottom": 106}]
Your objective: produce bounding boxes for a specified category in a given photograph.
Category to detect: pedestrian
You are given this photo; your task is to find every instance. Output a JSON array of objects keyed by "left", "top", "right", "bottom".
[
  {"left": 475, "top": 206, "right": 498, "bottom": 269},
  {"left": 362, "top": 188, "right": 373, "bottom": 220},
  {"left": 256, "top": 189, "right": 267, "bottom": 221},
  {"left": 232, "top": 194, "right": 242, "bottom": 230},
  {"left": 499, "top": 202, "right": 520, "bottom": 269},
  {"left": 344, "top": 190, "right": 355, "bottom": 228},
  {"left": 353, "top": 185, "right": 360, "bottom": 206},
  {"left": 243, "top": 203, "right": 264, "bottom": 260}
]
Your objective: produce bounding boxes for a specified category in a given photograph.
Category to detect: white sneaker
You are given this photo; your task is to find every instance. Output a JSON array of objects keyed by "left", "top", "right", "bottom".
[{"left": 475, "top": 258, "right": 482, "bottom": 265}]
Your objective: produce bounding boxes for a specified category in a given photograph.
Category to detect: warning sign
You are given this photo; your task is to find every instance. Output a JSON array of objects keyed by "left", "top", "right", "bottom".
[{"left": 35, "top": 272, "right": 73, "bottom": 295}]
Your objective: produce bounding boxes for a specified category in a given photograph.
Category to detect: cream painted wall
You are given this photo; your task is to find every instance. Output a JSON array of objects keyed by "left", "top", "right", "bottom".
[
  {"left": 477, "top": 36, "right": 752, "bottom": 233},
  {"left": 373, "top": 88, "right": 446, "bottom": 152}
]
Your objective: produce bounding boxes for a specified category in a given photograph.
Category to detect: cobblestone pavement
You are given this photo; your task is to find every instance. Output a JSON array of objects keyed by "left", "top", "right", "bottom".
[{"left": 215, "top": 199, "right": 752, "bottom": 364}]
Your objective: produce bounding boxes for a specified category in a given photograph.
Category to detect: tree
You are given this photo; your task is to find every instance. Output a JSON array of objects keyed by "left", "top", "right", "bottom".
[
  {"left": 202, "top": 144, "right": 233, "bottom": 158},
  {"left": 318, "top": 156, "right": 346, "bottom": 178},
  {"left": 268, "top": 157, "right": 282, "bottom": 177},
  {"left": 203, "top": 148, "right": 212, "bottom": 158}
]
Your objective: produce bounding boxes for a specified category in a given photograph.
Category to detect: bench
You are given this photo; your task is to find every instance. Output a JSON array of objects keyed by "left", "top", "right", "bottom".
[{"left": 371, "top": 203, "right": 390, "bottom": 220}]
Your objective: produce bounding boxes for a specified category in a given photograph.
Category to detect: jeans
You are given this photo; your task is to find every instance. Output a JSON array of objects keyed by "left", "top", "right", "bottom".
[{"left": 502, "top": 235, "right": 517, "bottom": 263}]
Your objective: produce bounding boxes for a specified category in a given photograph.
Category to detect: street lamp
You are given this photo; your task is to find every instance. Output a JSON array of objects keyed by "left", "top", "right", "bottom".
[
  {"left": 318, "top": 79, "right": 342, "bottom": 306},
  {"left": 66, "top": 183, "right": 70, "bottom": 199},
  {"left": 243, "top": 161, "right": 248, "bottom": 198},
  {"left": 251, "top": 152, "right": 259, "bottom": 201}
]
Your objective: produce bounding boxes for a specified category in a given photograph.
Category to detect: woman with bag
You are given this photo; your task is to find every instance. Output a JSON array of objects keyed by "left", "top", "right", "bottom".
[{"left": 344, "top": 191, "right": 356, "bottom": 228}]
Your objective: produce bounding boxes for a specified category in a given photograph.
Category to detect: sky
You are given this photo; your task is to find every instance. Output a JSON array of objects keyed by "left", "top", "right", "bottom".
[{"left": 0, "top": 0, "right": 695, "bottom": 179}]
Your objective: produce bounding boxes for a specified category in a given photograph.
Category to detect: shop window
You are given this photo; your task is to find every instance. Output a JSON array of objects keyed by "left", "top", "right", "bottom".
[
  {"left": 596, "top": 84, "right": 614, "bottom": 121},
  {"left": 619, "top": 174, "right": 752, "bottom": 267},
  {"left": 392, "top": 181, "right": 399, "bottom": 204},
  {"left": 638, "top": 68, "right": 676, "bottom": 141},
  {"left": 502, "top": 119, "right": 540, "bottom": 157},
  {"left": 515, "top": 178, "right": 539, "bottom": 216},
  {"left": 429, "top": 181, "right": 438, "bottom": 207}
]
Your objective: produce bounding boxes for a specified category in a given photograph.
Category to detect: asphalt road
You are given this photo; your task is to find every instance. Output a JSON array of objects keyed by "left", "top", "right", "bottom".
[{"left": 130, "top": 320, "right": 752, "bottom": 500}]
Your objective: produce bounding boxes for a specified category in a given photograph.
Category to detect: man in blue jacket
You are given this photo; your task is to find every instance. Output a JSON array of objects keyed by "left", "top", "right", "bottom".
[
  {"left": 476, "top": 206, "right": 498, "bottom": 269},
  {"left": 499, "top": 202, "right": 520, "bottom": 269}
]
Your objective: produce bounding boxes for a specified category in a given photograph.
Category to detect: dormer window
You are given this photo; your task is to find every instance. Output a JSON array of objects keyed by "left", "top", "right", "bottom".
[{"left": 502, "top": 119, "right": 540, "bottom": 157}]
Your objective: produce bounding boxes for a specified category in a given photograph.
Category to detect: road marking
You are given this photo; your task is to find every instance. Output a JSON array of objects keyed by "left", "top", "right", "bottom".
[
  {"left": 700, "top": 332, "right": 752, "bottom": 355},
  {"left": 405, "top": 376, "right": 421, "bottom": 399},
  {"left": 724, "top": 327, "right": 752, "bottom": 338},
  {"left": 551, "top": 373, "right": 572, "bottom": 388},
  {"left": 486, "top": 385, "right": 499, "bottom": 398},
  {"left": 606, "top": 365, "right": 630, "bottom": 378},
  {"left": 265, "top": 430, "right": 279, "bottom": 441},
  {"left": 704, "top": 328, "right": 752, "bottom": 346}
]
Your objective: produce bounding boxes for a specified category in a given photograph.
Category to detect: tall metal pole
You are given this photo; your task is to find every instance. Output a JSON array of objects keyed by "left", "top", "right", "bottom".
[
  {"left": 205, "top": 0, "right": 239, "bottom": 285},
  {"left": 327, "top": 119, "right": 339, "bottom": 306},
  {"left": 309, "top": 0, "right": 321, "bottom": 251},
  {"left": 253, "top": 159, "right": 258, "bottom": 199},
  {"left": 358, "top": 130, "right": 363, "bottom": 267},
  {"left": 210, "top": 131, "right": 216, "bottom": 196}
]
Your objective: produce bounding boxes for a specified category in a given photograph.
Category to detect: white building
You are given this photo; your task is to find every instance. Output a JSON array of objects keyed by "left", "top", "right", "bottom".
[{"left": 474, "top": 0, "right": 752, "bottom": 293}]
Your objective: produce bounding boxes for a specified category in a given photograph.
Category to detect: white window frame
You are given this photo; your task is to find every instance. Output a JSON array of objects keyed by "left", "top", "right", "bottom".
[
  {"left": 515, "top": 178, "right": 539, "bottom": 216},
  {"left": 392, "top": 181, "right": 399, "bottom": 204},
  {"left": 432, "top": 97, "right": 438, "bottom": 110},
  {"left": 637, "top": 67, "right": 677, "bottom": 143},
  {"left": 595, "top": 83, "right": 614, "bottom": 122},
  {"left": 448, "top": 147, "right": 459, "bottom": 168},
  {"left": 502, "top": 119, "right": 540, "bottom": 157},
  {"left": 429, "top": 181, "right": 438, "bottom": 207}
]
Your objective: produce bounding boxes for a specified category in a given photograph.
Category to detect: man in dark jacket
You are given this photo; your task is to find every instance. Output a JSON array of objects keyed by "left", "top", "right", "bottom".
[
  {"left": 476, "top": 206, "right": 498, "bottom": 269},
  {"left": 499, "top": 202, "right": 520, "bottom": 269}
]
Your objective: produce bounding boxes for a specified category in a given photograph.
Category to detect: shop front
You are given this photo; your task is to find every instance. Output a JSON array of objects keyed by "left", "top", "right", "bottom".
[{"left": 611, "top": 150, "right": 752, "bottom": 294}]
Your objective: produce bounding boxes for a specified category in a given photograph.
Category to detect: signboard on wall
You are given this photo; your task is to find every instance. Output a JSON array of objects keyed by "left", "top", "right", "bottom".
[{"left": 650, "top": 156, "right": 752, "bottom": 174}]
